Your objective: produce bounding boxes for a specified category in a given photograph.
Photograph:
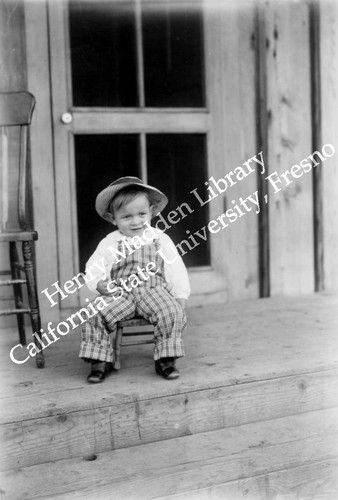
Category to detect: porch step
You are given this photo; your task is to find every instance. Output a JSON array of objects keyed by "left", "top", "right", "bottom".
[
  {"left": 2, "top": 366, "right": 338, "bottom": 471},
  {"left": 2, "top": 407, "right": 338, "bottom": 500}
]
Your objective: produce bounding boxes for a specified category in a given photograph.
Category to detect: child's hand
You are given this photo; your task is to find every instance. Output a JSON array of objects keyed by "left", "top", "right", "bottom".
[
  {"left": 176, "top": 298, "right": 186, "bottom": 310},
  {"left": 96, "top": 279, "right": 112, "bottom": 296}
]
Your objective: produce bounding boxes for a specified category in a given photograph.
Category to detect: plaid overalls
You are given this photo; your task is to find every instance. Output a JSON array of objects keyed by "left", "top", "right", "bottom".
[{"left": 79, "top": 238, "right": 186, "bottom": 362}]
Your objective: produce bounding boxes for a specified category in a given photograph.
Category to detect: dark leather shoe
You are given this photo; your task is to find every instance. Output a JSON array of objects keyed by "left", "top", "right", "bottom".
[
  {"left": 155, "top": 358, "right": 180, "bottom": 379},
  {"left": 87, "top": 361, "right": 112, "bottom": 383}
]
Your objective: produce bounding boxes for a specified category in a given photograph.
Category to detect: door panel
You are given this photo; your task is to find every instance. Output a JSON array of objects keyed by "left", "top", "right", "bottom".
[
  {"left": 141, "top": 2, "right": 205, "bottom": 107},
  {"left": 69, "top": 0, "right": 138, "bottom": 107},
  {"left": 74, "top": 134, "right": 140, "bottom": 271},
  {"left": 147, "top": 133, "right": 210, "bottom": 268}
]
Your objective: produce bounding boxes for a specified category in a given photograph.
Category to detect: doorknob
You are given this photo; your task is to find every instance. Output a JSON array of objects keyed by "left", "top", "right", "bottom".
[{"left": 61, "top": 112, "right": 73, "bottom": 124}]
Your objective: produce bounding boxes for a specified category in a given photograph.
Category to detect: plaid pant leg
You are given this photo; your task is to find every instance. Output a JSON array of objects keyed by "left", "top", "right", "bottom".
[
  {"left": 135, "top": 286, "right": 186, "bottom": 361},
  {"left": 79, "top": 294, "right": 136, "bottom": 363}
]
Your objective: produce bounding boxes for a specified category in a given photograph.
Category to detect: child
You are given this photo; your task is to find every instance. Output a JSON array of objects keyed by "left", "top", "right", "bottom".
[{"left": 79, "top": 176, "right": 190, "bottom": 383}]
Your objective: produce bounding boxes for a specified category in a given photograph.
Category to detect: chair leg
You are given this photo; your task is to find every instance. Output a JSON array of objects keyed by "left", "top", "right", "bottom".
[
  {"left": 22, "top": 241, "right": 45, "bottom": 369},
  {"left": 9, "top": 242, "right": 26, "bottom": 346},
  {"left": 113, "top": 326, "right": 123, "bottom": 370}
]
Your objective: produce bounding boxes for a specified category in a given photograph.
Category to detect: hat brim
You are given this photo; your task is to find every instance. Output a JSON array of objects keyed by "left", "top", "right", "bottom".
[{"left": 95, "top": 178, "right": 168, "bottom": 221}]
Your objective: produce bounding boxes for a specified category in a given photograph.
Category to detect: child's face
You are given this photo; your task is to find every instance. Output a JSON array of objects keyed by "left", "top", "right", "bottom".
[{"left": 109, "top": 194, "right": 153, "bottom": 237}]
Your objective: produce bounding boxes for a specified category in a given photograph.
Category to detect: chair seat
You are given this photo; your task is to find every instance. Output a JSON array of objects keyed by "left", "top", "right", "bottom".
[
  {"left": 0, "top": 230, "right": 38, "bottom": 242},
  {"left": 117, "top": 317, "right": 155, "bottom": 335},
  {"left": 117, "top": 317, "right": 153, "bottom": 327}
]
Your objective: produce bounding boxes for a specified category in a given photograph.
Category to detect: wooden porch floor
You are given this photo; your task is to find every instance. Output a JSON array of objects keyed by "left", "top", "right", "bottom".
[{"left": 1, "top": 292, "right": 338, "bottom": 499}]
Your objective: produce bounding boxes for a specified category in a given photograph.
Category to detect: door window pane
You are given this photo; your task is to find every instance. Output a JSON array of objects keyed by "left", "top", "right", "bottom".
[
  {"left": 147, "top": 134, "right": 210, "bottom": 267},
  {"left": 75, "top": 134, "right": 139, "bottom": 270},
  {"left": 69, "top": 0, "right": 205, "bottom": 108},
  {"left": 142, "top": 3, "right": 205, "bottom": 107},
  {"left": 69, "top": 1, "right": 138, "bottom": 107}
]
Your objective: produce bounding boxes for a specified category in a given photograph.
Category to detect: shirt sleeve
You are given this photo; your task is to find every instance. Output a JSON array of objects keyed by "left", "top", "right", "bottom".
[
  {"left": 83, "top": 235, "right": 117, "bottom": 292},
  {"left": 158, "top": 232, "right": 191, "bottom": 300}
]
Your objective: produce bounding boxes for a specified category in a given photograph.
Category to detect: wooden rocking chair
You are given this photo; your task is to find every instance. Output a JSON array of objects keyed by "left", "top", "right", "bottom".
[{"left": 0, "top": 91, "right": 44, "bottom": 368}]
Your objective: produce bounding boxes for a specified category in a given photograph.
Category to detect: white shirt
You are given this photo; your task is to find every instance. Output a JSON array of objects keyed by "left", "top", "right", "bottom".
[{"left": 84, "top": 228, "right": 191, "bottom": 300}]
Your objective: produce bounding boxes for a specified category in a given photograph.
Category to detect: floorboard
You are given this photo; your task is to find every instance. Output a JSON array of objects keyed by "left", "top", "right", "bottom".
[
  {"left": 1, "top": 293, "right": 338, "bottom": 499},
  {"left": 1, "top": 408, "right": 338, "bottom": 500},
  {"left": 1, "top": 293, "right": 337, "bottom": 423}
]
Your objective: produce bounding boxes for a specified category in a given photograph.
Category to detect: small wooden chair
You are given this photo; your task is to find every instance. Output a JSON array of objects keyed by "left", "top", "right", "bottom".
[
  {"left": 0, "top": 91, "right": 44, "bottom": 368},
  {"left": 113, "top": 318, "right": 154, "bottom": 370}
]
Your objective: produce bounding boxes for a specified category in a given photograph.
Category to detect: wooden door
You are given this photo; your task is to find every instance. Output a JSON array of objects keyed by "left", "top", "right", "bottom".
[{"left": 48, "top": 0, "right": 238, "bottom": 310}]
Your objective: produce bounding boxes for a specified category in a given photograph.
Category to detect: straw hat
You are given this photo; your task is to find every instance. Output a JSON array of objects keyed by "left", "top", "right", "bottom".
[{"left": 95, "top": 176, "right": 168, "bottom": 221}]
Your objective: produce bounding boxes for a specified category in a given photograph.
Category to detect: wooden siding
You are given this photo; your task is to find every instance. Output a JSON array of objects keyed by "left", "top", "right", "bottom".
[{"left": 0, "top": 0, "right": 337, "bottom": 325}]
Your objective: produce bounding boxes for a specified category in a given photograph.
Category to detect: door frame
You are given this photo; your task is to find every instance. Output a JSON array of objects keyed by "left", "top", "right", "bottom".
[{"left": 47, "top": 0, "right": 231, "bottom": 310}]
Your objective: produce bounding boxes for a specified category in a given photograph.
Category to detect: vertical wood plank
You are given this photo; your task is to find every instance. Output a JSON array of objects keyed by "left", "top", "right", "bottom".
[
  {"left": 48, "top": 0, "right": 81, "bottom": 310},
  {"left": 206, "top": 0, "right": 259, "bottom": 301},
  {"left": 24, "top": 0, "right": 60, "bottom": 323},
  {"left": 0, "top": 0, "right": 27, "bottom": 92},
  {"left": 204, "top": 1, "right": 229, "bottom": 302},
  {"left": 320, "top": 0, "right": 338, "bottom": 291},
  {"left": 232, "top": 2, "right": 260, "bottom": 300},
  {"left": 266, "top": 1, "right": 314, "bottom": 296},
  {"left": 256, "top": 3, "right": 270, "bottom": 297},
  {"left": 309, "top": 1, "right": 324, "bottom": 292}
]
